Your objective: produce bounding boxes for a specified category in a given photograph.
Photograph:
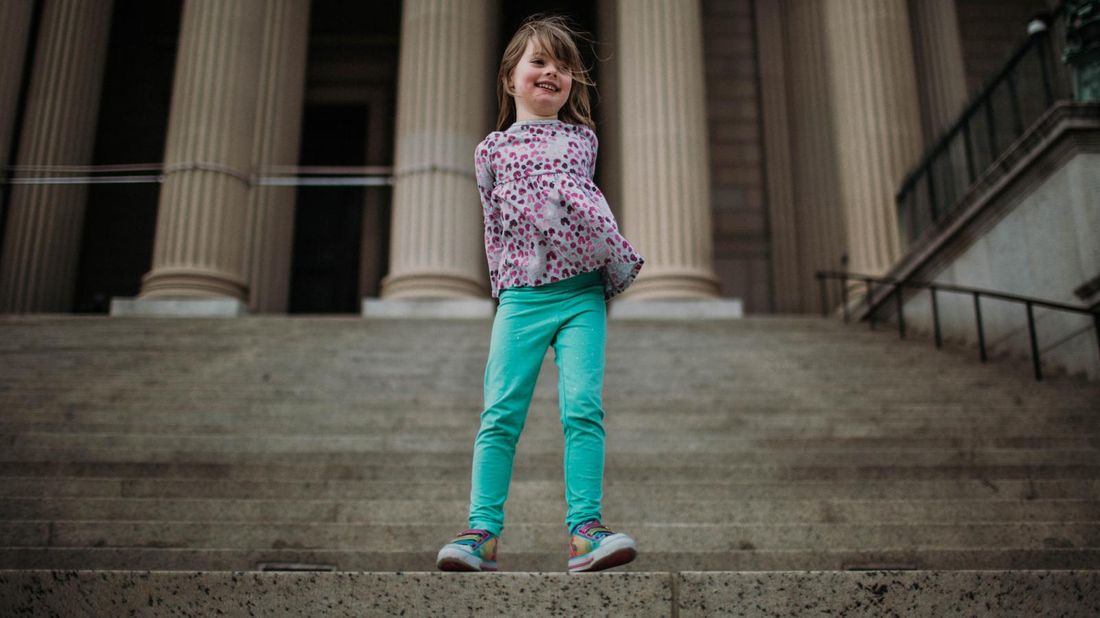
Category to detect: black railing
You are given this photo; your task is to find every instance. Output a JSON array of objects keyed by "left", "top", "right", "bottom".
[
  {"left": 896, "top": 10, "right": 1072, "bottom": 247},
  {"left": 815, "top": 271, "right": 1100, "bottom": 382}
]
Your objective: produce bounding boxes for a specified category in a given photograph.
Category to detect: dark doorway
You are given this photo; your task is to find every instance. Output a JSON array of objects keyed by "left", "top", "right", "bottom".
[
  {"left": 288, "top": 104, "right": 367, "bottom": 314},
  {"left": 73, "top": 0, "right": 181, "bottom": 313}
]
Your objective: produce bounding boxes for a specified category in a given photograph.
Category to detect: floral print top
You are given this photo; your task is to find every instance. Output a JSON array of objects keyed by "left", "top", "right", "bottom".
[{"left": 475, "top": 118, "right": 644, "bottom": 301}]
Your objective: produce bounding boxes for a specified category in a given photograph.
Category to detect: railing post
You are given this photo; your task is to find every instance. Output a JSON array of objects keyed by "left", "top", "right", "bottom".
[
  {"left": 866, "top": 278, "right": 875, "bottom": 331},
  {"left": 926, "top": 166, "right": 939, "bottom": 221},
  {"left": 1026, "top": 301, "right": 1043, "bottom": 381},
  {"left": 974, "top": 292, "right": 987, "bottom": 363},
  {"left": 931, "top": 286, "right": 942, "bottom": 349},
  {"left": 1006, "top": 72, "right": 1025, "bottom": 136},
  {"left": 895, "top": 284, "right": 906, "bottom": 339},
  {"left": 841, "top": 275, "right": 850, "bottom": 323},
  {"left": 817, "top": 273, "right": 828, "bottom": 317},
  {"left": 1037, "top": 33, "right": 1055, "bottom": 107},
  {"left": 1094, "top": 311, "right": 1100, "bottom": 367},
  {"left": 962, "top": 123, "right": 976, "bottom": 184},
  {"left": 985, "top": 97, "right": 998, "bottom": 157}
]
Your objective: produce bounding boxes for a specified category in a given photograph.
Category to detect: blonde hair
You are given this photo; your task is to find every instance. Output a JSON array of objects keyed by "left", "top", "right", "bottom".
[{"left": 495, "top": 14, "right": 597, "bottom": 132}]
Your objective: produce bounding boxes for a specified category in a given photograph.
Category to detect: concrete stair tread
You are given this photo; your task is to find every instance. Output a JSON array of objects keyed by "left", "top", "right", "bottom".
[
  {"left": 0, "top": 570, "right": 1088, "bottom": 616},
  {"left": 5, "top": 477, "right": 1097, "bottom": 500},
  {"left": 1, "top": 315, "right": 1098, "bottom": 580},
  {"left": 5, "top": 548, "right": 1100, "bottom": 572},
  {"left": 3, "top": 497, "right": 1098, "bottom": 524},
  {"left": 3, "top": 521, "right": 1099, "bottom": 552}
]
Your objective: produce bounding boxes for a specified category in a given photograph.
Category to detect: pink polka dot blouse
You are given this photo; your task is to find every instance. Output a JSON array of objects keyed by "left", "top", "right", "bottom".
[{"left": 475, "top": 118, "right": 645, "bottom": 300}]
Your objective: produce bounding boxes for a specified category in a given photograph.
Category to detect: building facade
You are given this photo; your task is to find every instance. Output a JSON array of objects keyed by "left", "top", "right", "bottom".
[{"left": 0, "top": 0, "right": 1054, "bottom": 315}]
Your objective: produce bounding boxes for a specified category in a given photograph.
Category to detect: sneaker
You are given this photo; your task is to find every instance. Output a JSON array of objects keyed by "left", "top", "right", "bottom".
[
  {"left": 568, "top": 520, "right": 637, "bottom": 573},
  {"left": 436, "top": 528, "right": 499, "bottom": 572}
]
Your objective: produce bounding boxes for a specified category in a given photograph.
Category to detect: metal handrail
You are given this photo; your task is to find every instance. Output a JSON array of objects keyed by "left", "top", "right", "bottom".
[
  {"left": 815, "top": 270, "right": 1100, "bottom": 382},
  {"left": 895, "top": 8, "right": 1071, "bottom": 246}
]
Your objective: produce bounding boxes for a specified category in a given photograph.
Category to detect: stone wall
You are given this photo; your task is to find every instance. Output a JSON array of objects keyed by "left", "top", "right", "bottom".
[
  {"left": 702, "top": 0, "right": 770, "bottom": 312},
  {"left": 885, "top": 105, "right": 1099, "bottom": 380}
]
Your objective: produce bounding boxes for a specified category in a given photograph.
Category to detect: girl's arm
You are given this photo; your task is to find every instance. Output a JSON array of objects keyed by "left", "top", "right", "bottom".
[
  {"left": 475, "top": 140, "right": 502, "bottom": 281},
  {"left": 585, "top": 128, "right": 598, "bottom": 180}
]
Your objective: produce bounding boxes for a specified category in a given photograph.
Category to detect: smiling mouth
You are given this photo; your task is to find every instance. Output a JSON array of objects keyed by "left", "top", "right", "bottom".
[{"left": 535, "top": 82, "right": 559, "bottom": 93}]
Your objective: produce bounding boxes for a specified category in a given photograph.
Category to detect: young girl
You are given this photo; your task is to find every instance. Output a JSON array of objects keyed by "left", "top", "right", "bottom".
[{"left": 435, "top": 14, "right": 644, "bottom": 573}]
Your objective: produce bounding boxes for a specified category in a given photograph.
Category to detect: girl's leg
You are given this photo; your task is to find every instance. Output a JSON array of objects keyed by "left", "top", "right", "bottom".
[
  {"left": 551, "top": 285, "right": 608, "bottom": 532},
  {"left": 468, "top": 294, "right": 556, "bottom": 536}
]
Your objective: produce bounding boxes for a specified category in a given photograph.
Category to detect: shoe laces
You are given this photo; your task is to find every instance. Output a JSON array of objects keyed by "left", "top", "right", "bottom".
[
  {"left": 575, "top": 520, "right": 613, "bottom": 539},
  {"left": 453, "top": 528, "right": 492, "bottom": 547}
]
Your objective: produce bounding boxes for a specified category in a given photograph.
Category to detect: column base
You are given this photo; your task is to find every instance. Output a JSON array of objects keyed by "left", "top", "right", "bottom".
[
  {"left": 379, "top": 270, "right": 486, "bottom": 299},
  {"left": 610, "top": 298, "right": 743, "bottom": 320},
  {"left": 109, "top": 297, "right": 248, "bottom": 317},
  {"left": 139, "top": 266, "right": 248, "bottom": 300},
  {"left": 362, "top": 297, "right": 494, "bottom": 319},
  {"left": 616, "top": 268, "right": 722, "bottom": 300}
]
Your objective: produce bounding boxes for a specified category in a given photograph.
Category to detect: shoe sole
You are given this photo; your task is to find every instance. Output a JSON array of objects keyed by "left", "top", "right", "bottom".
[
  {"left": 436, "top": 545, "right": 498, "bottom": 572},
  {"left": 568, "top": 534, "right": 637, "bottom": 573}
]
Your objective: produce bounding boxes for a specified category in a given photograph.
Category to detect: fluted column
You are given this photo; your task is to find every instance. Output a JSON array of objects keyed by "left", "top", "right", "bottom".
[
  {"left": 380, "top": 0, "right": 495, "bottom": 299},
  {"left": 0, "top": 0, "right": 34, "bottom": 197},
  {"left": 0, "top": 0, "right": 113, "bottom": 313},
  {"left": 909, "top": 0, "right": 968, "bottom": 141},
  {"left": 823, "top": 0, "right": 924, "bottom": 278},
  {"left": 785, "top": 0, "right": 848, "bottom": 312},
  {"left": 617, "top": 0, "right": 719, "bottom": 299},
  {"left": 244, "top": 0, "right": 310, "bottom": 313},
  {"left": 139, "top": 0, "right": 266, "bottom": 302},
  {"left": 754, "top": 0, "right": 800, "bottom": 311}
]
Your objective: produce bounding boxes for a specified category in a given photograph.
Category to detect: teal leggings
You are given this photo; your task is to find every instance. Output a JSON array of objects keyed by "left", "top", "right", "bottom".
[{"left": 469, "top": 270, "right": 607, "bottom": 536}]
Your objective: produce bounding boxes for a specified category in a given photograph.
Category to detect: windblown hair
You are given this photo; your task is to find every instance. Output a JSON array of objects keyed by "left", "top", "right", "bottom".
[{"left": 495, "top": 14, "right": 597, "bottom": 131}]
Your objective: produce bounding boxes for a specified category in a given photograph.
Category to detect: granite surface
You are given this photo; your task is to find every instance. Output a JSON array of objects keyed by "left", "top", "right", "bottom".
[
  {"left": 0, "top": 570, "right": 672, "bottom": 617},
  {"left": 676, "top": 570, "right": 1100, "bottom": 617},
  {"left": 3, "top": 570, "right": 1099, "bottom": 616}
]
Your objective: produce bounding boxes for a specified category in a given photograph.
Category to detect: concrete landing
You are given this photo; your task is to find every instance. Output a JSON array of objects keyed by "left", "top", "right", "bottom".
[{"left": 0, "top": 570, "right": 1095, "bottom": 617}]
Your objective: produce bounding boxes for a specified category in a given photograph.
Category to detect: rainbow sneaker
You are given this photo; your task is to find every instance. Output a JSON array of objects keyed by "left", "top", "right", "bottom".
[
  {"left": 568, "top": 520, "right": 637, "bottom": 573},
  {"left": 436, "top": 528, "right": 499, "bottom": 572}
]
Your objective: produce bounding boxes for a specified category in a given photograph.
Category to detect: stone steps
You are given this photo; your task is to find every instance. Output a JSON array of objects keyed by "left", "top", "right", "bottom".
[
  {"left": 3, "top": 497, "right": 1098, "bottom": 525},
  {"left": 6, "top": 548, "right": 1100, "bottom": 572},
  {"left": 4, "top": 455, "right": 1095, "bottom": 483},
  {"left": 4, "top": 416, "right": 1097, "bottom": 435},
  {"left": 5, "top": 521, "right": 1100, "bottom": 554},
  {"left": 4, "top": 432, "right": 1098, "bottom": 455},
  {"left": 1, "top": 569, "right": 1097, "bottom": 617},
  {"left": 5, "top": 477, "right": 1095, "bottom": 501},
  {"left": 1, "top": 314, "right": 1098, "bottom": 584}
]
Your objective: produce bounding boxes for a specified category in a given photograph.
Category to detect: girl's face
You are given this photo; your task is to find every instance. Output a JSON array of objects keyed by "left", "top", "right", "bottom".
[{"left": 509, "top": 39, "right": 573, "bottom": 121}]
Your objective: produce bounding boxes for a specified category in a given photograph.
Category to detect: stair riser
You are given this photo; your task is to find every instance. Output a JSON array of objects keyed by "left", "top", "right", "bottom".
[
  {"left": 2, "top": 498, "right": 1097, "bottom": 525},
  {"left": 5, "top": 478, "right": 1097, "bottom": 500},
  {"left": 4, "top": 548, "right": 1100, "bottom": 572},
  {"left": 1, "top": 570, "right": 1097, "bottom": 617},
  {"left": 2, "top": 522, "right": 1098, "bottom": 552}
]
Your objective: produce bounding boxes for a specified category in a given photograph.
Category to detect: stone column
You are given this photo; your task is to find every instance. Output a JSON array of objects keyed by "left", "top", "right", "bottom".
[
  {"left": 136, "top": 0, "right": 265, "bottom": 306},
  {"left": 0, "top": 0, "right": 113, "bottom": 313},
  {"left": 358, "top": 90, "right": 392, "bottom": 300},
  {"left": 909, "top": 0, "right": 969, "bottom": 141},
  {"left": 379, "top": 0, "right": 495, "bottom": 299},
  {"left": 617, "top": 0, "right": 720, "bottom": 299},
  {"left": 784, "top": 0, "right": 848, "bottom": 313},
  {"left": 0, "top": 0, "right": 34, "bottom": 200},
  {"left": 754, "top": 0, "right": 800, "bottom": 312},
  {"left": 244, "top": 0, "right": 310, "bottom": 314},
  {"left": 823, "top": 0, "right": 924, "bottom": 279}
]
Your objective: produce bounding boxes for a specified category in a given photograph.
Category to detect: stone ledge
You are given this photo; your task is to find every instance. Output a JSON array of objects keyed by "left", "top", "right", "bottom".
[
  {"left": 109, "top": 297, "right": 247, "bottom": 318},
  {"left": 362, "top": 298, "right": 495, "bottom": 319},
  {"left": 609, "top": 299, "right": 744, "bottom": 319},
  {"left": 0, "top": 570, "right": 1096, "bottom": 617}
]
